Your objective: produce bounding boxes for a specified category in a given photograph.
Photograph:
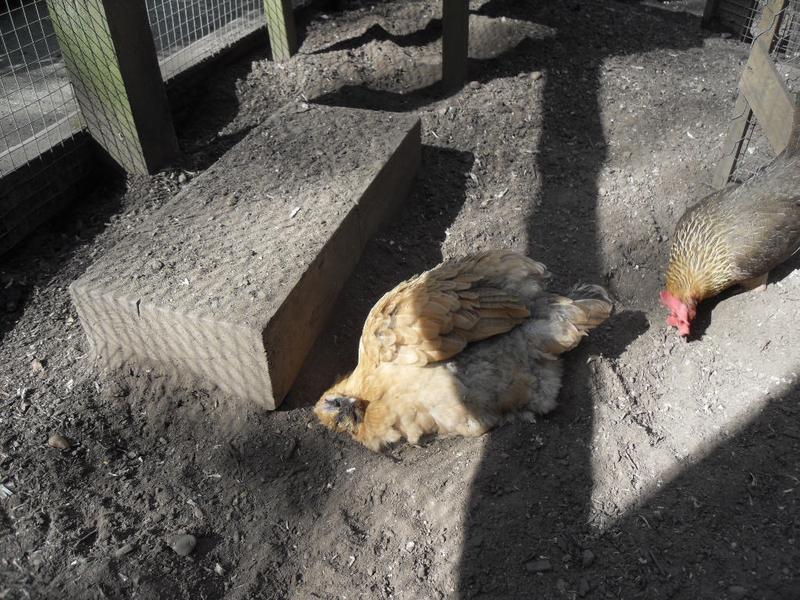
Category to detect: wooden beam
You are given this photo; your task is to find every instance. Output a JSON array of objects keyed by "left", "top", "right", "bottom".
[
  {"left": 264, "top": 0, "right": 297, "bottom": 61},
  {"left": 711, "top": 0, "right": 789, "bottom": 187},
  {"left": 442, "top": 0, "right": 469, "bottom": 90},
  {"left": 740, "top": 40, "right": 796, "bottom": 154},
  {"left": 46, "top": 0, "right": 180, "bottom": 175},
  {"left": 701, "top": 0, "right": 721, "bottom": 28}
]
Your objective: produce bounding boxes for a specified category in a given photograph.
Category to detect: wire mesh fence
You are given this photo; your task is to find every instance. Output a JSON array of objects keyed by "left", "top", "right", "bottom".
[
  {"left": 0, "top": 0, "right": 81, "bottom": 177},
  {"left": 147, "top": 0, "right": 310, "bottom": 80},
  {"left": 2, "top": 0, "right": 306, "bottom": 255},
  {"left": 147, "top": 0, "right": 266, "bottom": 80},
  {"left": 725, "top": 0, "right": 800, "bottom": 182},
  {"left": 1, "top": 0, "right": 309, "bottom": 180}
]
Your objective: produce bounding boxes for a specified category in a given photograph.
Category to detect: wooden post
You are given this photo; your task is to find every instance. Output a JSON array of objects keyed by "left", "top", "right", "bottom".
[
  {"left": 264, "top": 0, "right": 297, "bottom": 61},
  {"left": 46, "top": 0, "right": 180, "bottom": 175},
  {"left": 442, "top": 0, "right": 469, "bottom": 90},
  {"left": 701, "top": 0, "right": 720, "bottom": 28},
  {"left": 711, "top": 0, "right": 790, "bottom": 188}
]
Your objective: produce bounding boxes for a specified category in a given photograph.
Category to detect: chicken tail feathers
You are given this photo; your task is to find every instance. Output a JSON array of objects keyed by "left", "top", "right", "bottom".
[
  {"left": 525, "top": 284, "right": 613, "bottom": 355},
  {"left": 565, "top": 284, "right": 614, "bottom": 330}
]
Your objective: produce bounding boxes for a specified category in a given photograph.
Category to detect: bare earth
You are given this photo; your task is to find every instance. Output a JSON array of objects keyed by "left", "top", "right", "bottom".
[{"left": 1, "top": 1, "right": 799, "bottom": 599}]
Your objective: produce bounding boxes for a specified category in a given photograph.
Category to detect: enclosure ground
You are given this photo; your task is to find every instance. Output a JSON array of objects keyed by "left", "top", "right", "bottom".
[{"left": 1, "top": 1, "right": 799, "bottom": 599}]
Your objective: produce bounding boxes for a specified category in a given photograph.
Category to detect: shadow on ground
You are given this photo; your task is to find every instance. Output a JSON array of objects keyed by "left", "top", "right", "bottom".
[{"left": 456, "top": 1, "right": 798, "bottom": 598}]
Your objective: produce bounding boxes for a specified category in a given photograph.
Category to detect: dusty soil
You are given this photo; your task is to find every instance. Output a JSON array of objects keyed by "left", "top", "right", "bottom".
[{"left": 2, "top": 1, "right": 799, "bottom": 599}]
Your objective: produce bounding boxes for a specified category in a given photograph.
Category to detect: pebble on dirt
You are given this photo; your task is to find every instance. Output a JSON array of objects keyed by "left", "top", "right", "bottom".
[
  {"left": 728, "top": 585, "right": 747, "bottom": 598},
  {"left": 578, "top": 577, "right": 591, "bottom": 596},
  {"left": 525, "top": 559, "right": 552, "bottom": 573},
  {"left": 114, "top": 543, "right": 136, "bottom": 558},
  {"left": 47, "top": 434, "right": 72, "bottom": 450},
  {"left": 582, "top": 549, "right": 596, "bottom": 568},
  {"left": 172, "top": 534, "right": 197, "bottom": 556}
]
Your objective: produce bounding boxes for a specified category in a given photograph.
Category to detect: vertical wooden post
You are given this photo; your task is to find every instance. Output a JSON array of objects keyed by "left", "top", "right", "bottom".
[
  {"left": 264, "top": 0, "right": 297, "bottom": 61},
  {"left": 442, "top": 0, "right": 469, "bottom": 90},
  {"left": 701, "top": 0, "right": 720, "bottom": 28},
  {"left": 46, "top": 0, "right": 180, "bottom": 175},
  {"left": 711, "top": 0, "right": 788, "bottom": 188}
]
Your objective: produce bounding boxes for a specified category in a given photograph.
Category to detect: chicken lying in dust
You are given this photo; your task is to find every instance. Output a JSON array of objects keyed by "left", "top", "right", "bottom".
[
  {"left": 661, "top": 151, "right": 800, "bottom": 337},
  {"left": 314, "top": 250, "right": 613, "bottom": 451}
]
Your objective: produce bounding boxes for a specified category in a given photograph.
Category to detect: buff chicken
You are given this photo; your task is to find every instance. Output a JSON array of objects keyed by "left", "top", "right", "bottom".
[
  {"left": 661, "top": 152, "right": 800, "bottom": 337},
  {"left": 314, "top": 250, "right": 613, "bottom": 451}
]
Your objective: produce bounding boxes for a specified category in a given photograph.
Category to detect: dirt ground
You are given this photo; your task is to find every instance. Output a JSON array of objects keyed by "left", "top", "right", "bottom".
[{"left": 2, "top": 0, "right": 799, "bottom": 599}]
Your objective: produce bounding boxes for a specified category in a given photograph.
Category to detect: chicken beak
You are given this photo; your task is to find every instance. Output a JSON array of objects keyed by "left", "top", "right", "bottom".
[
  {"left": 335, "top": 398, "right": 356, "bottom": 424},
  {"left": 324, "top": 396, "right": 362, "bottom": 428}
]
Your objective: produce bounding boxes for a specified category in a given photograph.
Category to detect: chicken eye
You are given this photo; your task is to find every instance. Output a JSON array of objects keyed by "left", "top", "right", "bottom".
[{"left": 325, "top": 397, "right": 342, "bottom": 409}]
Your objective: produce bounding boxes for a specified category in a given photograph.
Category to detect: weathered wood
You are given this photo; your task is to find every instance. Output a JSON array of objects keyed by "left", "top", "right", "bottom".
[
  {"left": 749, "top": 0, "right": 788, "bottom": 43},
  {"left": 46, "top": 0, "right": 179, "bottom": 175},
  {"left": 713, "top": 93, "right": 753, "bottom": 189},
  {"left": 442, "top": 0, "right": 469, "bottom": 89},
  {"left": 702, "top": 0, "right": 721, "bottom": 27},
  {"left": 264, "top": 0, "right": 297, "bottom": 61},
  {"left": 711, "top": 0, "right": 791, "bottom": 187},
  {"left": 70, "top": 104, "right": 421, "bottom": 409},
  {"left": 740, "top": 40, "right": 796, "bottom": 154}
]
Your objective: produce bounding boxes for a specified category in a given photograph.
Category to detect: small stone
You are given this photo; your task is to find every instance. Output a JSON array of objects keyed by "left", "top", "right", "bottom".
[
  {"left": 525, "top": 559, "right": 552, "bottom": 573},
  {"left": 178, "top": 173, "right": 188, "bottom": 184},
  {"left": 172, "top": 534, "right": 197, "bottom": 556},
  {"left": 578, "top": 578, "right": 591, "bottom": 596},
  {"left": 47, "top": 434, "right": 72, "bottom": 450},
  {"left": 556, "top": 578, "right": 568, "bottom": 591},
  {"left": 531, "top": 71, "right": 543, "bottom": 81},
  {"left": 415, "top": 562, "right": 427, "bottom": 579},
  {"left": 31, "top": 359, "right": 45, "bottom": 373},
  {"left": 468, "top": 81, "right": 481, "bottom": 90},
  {"left": 214, "top": 563, "right": 225, "bottom": 576},
  {"left": 405, "top": 541, "right": 415, "bottom": 551},
  {"left": 728, "top": 585, "right": 746, "bottom": 598},
  {"left": 582, "top": 549, "right": 595, "bottom": 568},
  {"left": 114, "top": 543, "right": 135, "bottom": 558},
  {"left": 720, "top": 32, "right": 733, "bottom": 39}
]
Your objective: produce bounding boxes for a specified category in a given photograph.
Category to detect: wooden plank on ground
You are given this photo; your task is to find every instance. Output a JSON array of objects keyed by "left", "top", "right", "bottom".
[{"left": 70, "top": 104, "right": 421, "bottom": 409}]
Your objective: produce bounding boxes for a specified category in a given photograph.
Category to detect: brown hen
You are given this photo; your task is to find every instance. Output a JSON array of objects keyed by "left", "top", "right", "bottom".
[
  {"left": 314, "top": 250, "right": 612, "bottom": 451},
  {"left": 661, "top": 152, "right": 800, "bottom": 336}
]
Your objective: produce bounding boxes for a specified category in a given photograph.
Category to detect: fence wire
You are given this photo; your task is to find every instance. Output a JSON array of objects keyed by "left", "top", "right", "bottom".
[
  {"left": 147, "top": 0, "right": 310, "bottom": 80},
  {"left": 147, "top": 0, "right": 264, "bottom": 80},
  {"left": 0, "top": 0, "right": 81, "bottom": 177},
  {"left": 3, "top": 0, "right": 309, "bottom": 255},
  {"left": 725, "top": 0, "right": 800, "bottom": 182}
]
